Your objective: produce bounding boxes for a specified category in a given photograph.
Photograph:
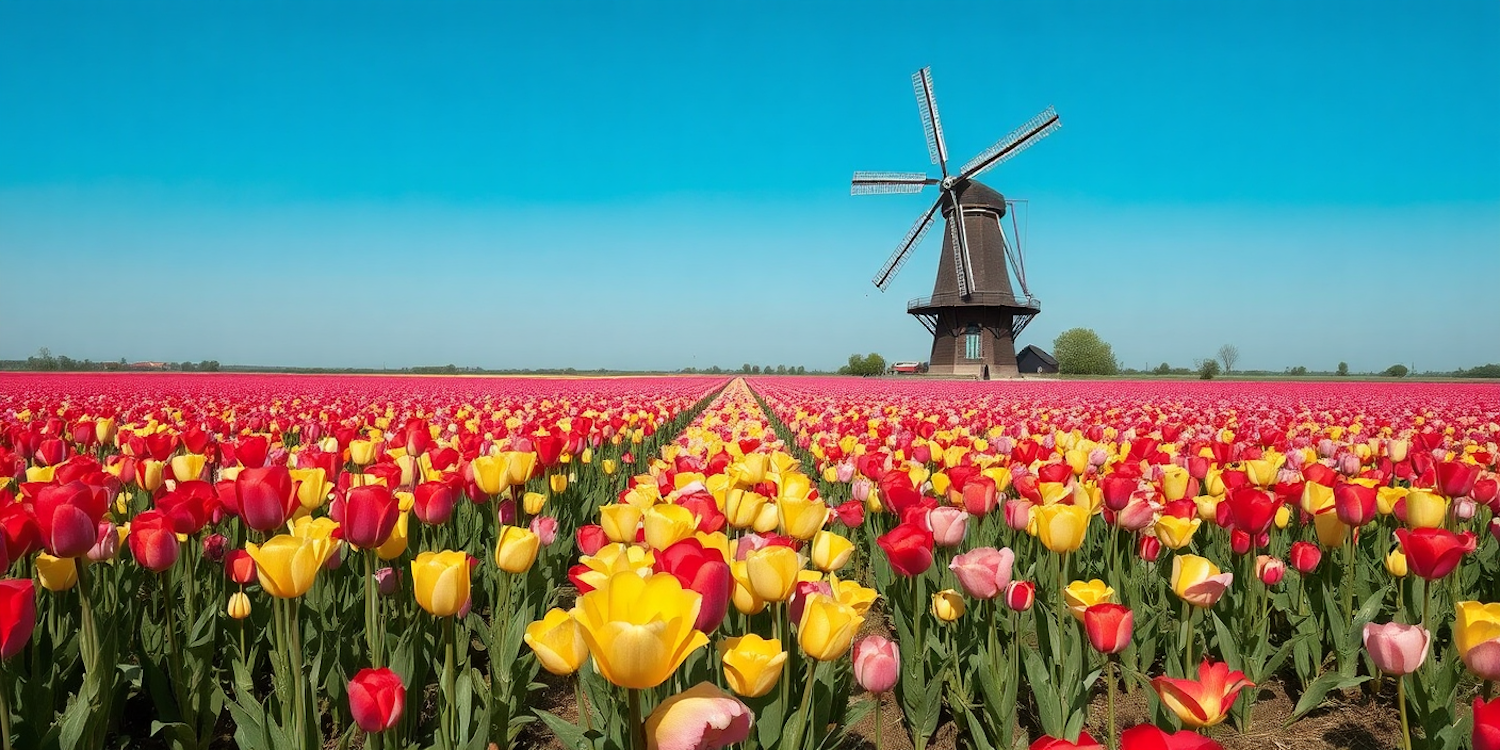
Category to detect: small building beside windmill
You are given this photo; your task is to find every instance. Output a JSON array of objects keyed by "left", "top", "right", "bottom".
[{"left": 1016, "top": 345, "right": 1058, "bottom": 375}]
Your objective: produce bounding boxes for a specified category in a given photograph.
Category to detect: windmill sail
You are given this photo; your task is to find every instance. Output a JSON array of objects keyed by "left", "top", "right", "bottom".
[
  {"left": 959, "top": 106, "right": 1060, "bottom": 181},
  {"left": 850, "top": 171, "right": 932, "bottom": 195},
  {"left": 872, "top": 199, "right": 941, "bottom": 290},
  {"left": 912, "top": 67, "right": 948, "bottom": 171}
]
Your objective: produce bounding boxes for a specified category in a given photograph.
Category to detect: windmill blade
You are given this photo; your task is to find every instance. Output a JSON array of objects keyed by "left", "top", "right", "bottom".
[
  {"left": 958, "top": 106, "right": 1061, "bottom": 181},
  {"left": 997, "top": 222, "right": 1028, "bottom": 299},
  {"left": 912, "top": 67, "right": 949, "bottom": 173},
  {"left": 947, "top": 190, "right": 974, "bottom": 298},
  {"left": 850, "top": 171, "right": 934, "bottom": 195},
  {"left": 872, "top": 199, "right": 942, "bottom": 290}
]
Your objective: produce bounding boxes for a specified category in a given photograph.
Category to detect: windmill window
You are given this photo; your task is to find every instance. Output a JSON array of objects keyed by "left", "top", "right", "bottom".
[{"left": 964, "top": 325, "right": 982, "bottom": 360}]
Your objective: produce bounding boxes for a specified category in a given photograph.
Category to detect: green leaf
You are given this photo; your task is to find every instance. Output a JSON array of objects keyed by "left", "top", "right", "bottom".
[
  {"left": 1287, "top": 672, "right": 1369, "bottom": 724},
  {"left": 535, "top": 709, "right": 598, "bottom": 750}
]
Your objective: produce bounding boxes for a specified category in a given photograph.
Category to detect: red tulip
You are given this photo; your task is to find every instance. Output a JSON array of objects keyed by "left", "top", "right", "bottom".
[
  {"left": 224, "top": 548, "right": 258, "bottom": 585},
  {"left": 1031, "top": 731, "right": 1103, "bottom": 750},
  {"left": 1255, "top": 555, "right": 1286, "bottom": 586},
  {"left": 348, "top": 667, "right": 406, "bottom": 733},
  {"left": 129, "top": 510, "right": 181, "bottom": 572},
  {"left": 34, "top": 480, "right": 104, "bottom": 558},
  {"left": 653, "top": 538, "right": 731, "bottom": 633},
  {"left": 1101, "top": 474, "right": 1137, "bottom": 511},
  {"left": 1438, "top": 461, "right": 1481, "bottom": 498},
  {"left": 961, "top": 476, "right": 998, "bottom": 516},
  {"left": 832, "top": 499, "right": 865, "bottom": 527},
  {"left": 1083, "top": 603, "right": 1133, "bottom": 654},
  {"left": 233, "top": 466, "right": 300, "bottom": 532},
  {"left": 1138, "top": 534, "right": 1162, "bottom": 562},
  {"left": 1476, "top": 697, "right": 1500, "bottom": 750},
  {"left": 35, "top": 438, "right": 67, "bottom": 467},
  {"left": 1005, "top": 580, "right": 1036, "bottom": 612},
  {"left": 1333, "top": 483, "right": 1377, "bottom": 527},
  {"left": 576, "top": 524, "right": 608, "bottom": 556},
  {"left": 1223, "top": 488, "right": 1278, "bottom": 536},
  {"left": 877, "top": 522, "right": 934, "bottom": 576},
  {"left": 1289, "top": 541, "right": 1322, "bottom": 574},
  {"left": 234, "top": 435, "right": 269, "bottom": 469},
  {"left": 1395, "top": 527, "right": 1477, "bottom": 580},
  {"left": 1119, "top": 724, "right": 1223, "bottom": 750},
  {"left": 413, "top": 482, "right": 457, "bottom": 525},
  {"left": 0, "top": 578, "right": 37, "bottom": 659},
  {"left": 0, "top": 503, "right": 40, "bottom": 560},
  {"left": 343, "top": 485, "right": 400, "bottom": 549}
]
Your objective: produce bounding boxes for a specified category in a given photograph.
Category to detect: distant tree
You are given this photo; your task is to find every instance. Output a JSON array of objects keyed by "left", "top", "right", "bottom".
[
  {"left": 1153, "top": 362, "right": 1172, "bottom": 375},
  {"left": 1217, "top": 344, "right": 1239, "bottom": 374},
  {"left": 1288, "top": 365, "right": 1308, "bottom": 376},
  {"left": 776, "top": 365, "right": 788, "bottom": 375},
  {"left": 838, "top": 353, "right": 886, "bottom": 377},
  {"left": 1198, "top": 359, "right": 1221, "bottom": 380},
  {"left": 795, "top": 365, "right": 806, "bottom": 375},
  {"left": 1337, "top": 361, "right": 1350, "bottom": 376},
  {"left": 180, "top": 361, "right": 196, "bottom": 372},
  {"left": 708, "top": 365, "right": 723, "bottom": 374},
  {"left": 741, "top": 364, "right": 752, "bottom": 374},
  {"left": 200, "top": 360, "right": 220, "bottom": 372},
  {"left": 1384, "top": 364, "right": 1409, "bottom": 378},
  {"left": 1455, "top": 363, "right": 1500, "bottom": 378},
  {"left": 1053, "top": 328, "right": 1119, "bottom": 376},
  {"left": 751, "top": 365, "right": 761, "bottom": 374}
]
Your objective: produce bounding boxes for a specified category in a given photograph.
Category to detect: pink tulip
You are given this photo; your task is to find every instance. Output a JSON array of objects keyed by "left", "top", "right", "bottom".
[
  {"left": 948, "top": 547, "right": 1014, "bottom": 600},
  {"left": 835, "top": 462, "right": 855, "bottom": 483},
  {"left": 644, "top": 682, "right": 752, "bottom": 750},
  {"left": 1115, "top": 495, "right": 1157, "bottom": 531},
  {"left": 1004, "top": 498, "right": 1033, "bottom": 531},
  {"left": 1255, "top": 555, "right": 1285, "bottom": 586},
  {"left": 529, "top": 515, "right": 558, "bottom": 545},
  {"left": 1466, "top": 640, "right": 1500, "bottom": 681},
  {"left": 86, "top": 521, "right": 119, "bottom": 562},
  {"left": 927, "top": 507, "right": 968, "bottom": 547},
  {"left": 852, "top": 636, "right": 899, "bottom": 693},
  {"left": 851, "top": 478, "right": 872, "bottom": 505},
  {"left": 1362, "top": 622, "right": 1430, "bottom": 676}
]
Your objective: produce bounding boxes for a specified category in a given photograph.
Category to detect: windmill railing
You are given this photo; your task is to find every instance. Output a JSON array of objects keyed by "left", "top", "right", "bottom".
[{"left": 907, "top": 291, "right": 1042, "bottom": 313}]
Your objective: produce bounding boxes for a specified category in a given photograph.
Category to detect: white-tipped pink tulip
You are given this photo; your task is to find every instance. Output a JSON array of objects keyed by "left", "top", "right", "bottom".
[{"left": 1362, "top": 622, "right": 1430, "bottom": 676}]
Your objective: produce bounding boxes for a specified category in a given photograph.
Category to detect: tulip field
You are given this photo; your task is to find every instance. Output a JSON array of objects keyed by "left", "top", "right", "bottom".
[{"left": 2, "top": 373, "right": 1500, "bottom": 750}]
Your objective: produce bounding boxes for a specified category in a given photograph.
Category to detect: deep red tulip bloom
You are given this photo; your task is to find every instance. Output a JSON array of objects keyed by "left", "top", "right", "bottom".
[
  {"left": 1475, "top": 477, "right": 1500, "bottom": 510},
  {"left": 878, "top": 471, "right": 922, "bottom": 516},
  {"left": 1230, "top": 529, "right": 1252, "bottom": 556},
  {"left": 1101, "top": 474, "right": 1137, "bottom": 512},
  {"left": 677, "top": 490, "right": 726, "bottom": 534},
  {"left": 233, "top": 466, "right": 300, "bottom": 532},
  {"left": 1005, "top": 580, "right": 1036, "bottom": 612},
  {"left": 1223, "top": 488, "right": 1279, "bottom": 536},
  {"left": 35, "top": 438, "right": 67, "bottom": 467},
  {"left": 34, "top": 480, "right": 105, "bottom": 558},
  {"left": 348, "top": 667, "right": 406, "bottom": 733},
  {"left": 157, "top": 488, "right": 214, "bottom": 536},
  {"left": 224, "top": 548, "right": 258, "bottom": 585},
  {"left": 129, "top": 510, "right": 181, "bottom": 573},
  {"left": 1031, "top": 731, "right": 1103, "bottom": 750},
  {"left": 1395, "top": 527, "right": 1477, "bottom": 580},
  {"left": 877, "top": 522, "right": 934, "bottom": 576},
  {"left": 1333, "top": 483, "right": 1378, "bottom": 527},
  {"left": 534, "top": 435, "right": 565, "bottom": 468},
  {"left": 1476, "top": 697, "right": 1500, "bottom": 750},
  {"left": 1289, "top": 541, "right": 1322, "bottom": 574},
  {"left": 575, "top": 525, "right": 608, "bottom": 556},
  {"left": 1083, "top": 603, "right": 1133, "bottom": 655},
  {"left": 344, "top": 485, "right": 400, "bottom": 549},
  {"left": 1138, "top": 534, "right": 1162, "bottom": 562},
  {"left": 1037, "top": 462, "right": 1072, "bottom": 484},
  {"left": 653, "top": 538, "right": 732, "bottom": 633},
  {"left": 832, "top": 499, "right": 866, "bottom": 527},
  {"left": 1119, "top": 724, "right": 1223, "bottom": 750},
  {"left": 402, "top": 418, "right": 432, "bottom": 457},
  {"left": 0, "top": 503, "right": 41, "bottom": 560},
  {"left": 235, "top": 435, "right": 269, "bottom": 469},
  {"left": 0, "top": 578, "right": 37, "bottom": 659},
  {"left": 1438, "top": 461, "right": 1481, "bottom": 499},
  {"left": 413, "top": 482, "right": 457, "bottom": 526}
]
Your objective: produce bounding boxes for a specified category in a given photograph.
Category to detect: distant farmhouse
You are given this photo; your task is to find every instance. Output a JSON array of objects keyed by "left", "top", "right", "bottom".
[{"left": 1016, "top": 345, "right": 1058, "bottom": 375}]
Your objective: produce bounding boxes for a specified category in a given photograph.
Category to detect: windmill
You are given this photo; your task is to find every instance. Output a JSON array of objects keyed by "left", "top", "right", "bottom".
[{"left": 853, "top": 67, "right": 1059, "bottom": 379}]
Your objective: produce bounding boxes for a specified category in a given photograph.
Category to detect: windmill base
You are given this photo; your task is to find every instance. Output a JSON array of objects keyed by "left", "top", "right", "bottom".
[{"left": 913, "top": 307, "right": 1025, "bottom": 381}]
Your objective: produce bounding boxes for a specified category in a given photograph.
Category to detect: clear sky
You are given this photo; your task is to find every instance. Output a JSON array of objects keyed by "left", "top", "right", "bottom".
[{"left": 2, "top": 1, "right": 1497, "bottom": 373}]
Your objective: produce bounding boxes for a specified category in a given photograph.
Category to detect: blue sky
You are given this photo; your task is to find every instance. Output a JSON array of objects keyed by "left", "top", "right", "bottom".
[{"left": 2, "top": 1, "right": 1497, "bottom": 372}]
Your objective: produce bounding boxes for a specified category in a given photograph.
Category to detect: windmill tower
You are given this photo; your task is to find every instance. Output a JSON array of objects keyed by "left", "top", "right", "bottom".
[{"left": 853, "top": 67, "right": 1059, "bottom": 379}]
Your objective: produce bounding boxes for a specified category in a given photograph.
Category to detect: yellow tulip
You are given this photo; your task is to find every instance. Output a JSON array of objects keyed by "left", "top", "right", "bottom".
[
  {"left": 1312, "top": 509, "right": 1350, "bottom": 548},
  {"left": 524, "top": 608, "right": 589, "bottom": 675},
  {"left": 1456, "top": 601, "right": 1500, "bottom": 657},
  {"left": 830, "top": 575, "right": 878, "bottom": 615},
  {"left": 778, "top": 497, "right": 829, "bottom": 540},
  {"left": 1274, "top": 505, "right": 1291, "bottom": 529},
  {"left": 746, "top": 546, "right": 801, "bottom": 602},
  {"left": 1385, "top": 548, "right": 1408, "bottom": 578},
  {"left": 798, "top": 594, "right": 864, "bottom": 661},
  {"left": 724, "top": 489, "right": 766, "bottom": 530},
  {"left": 572, "top": 571, "right": 709, "bottom": 689},
  {"left": 523, "top": 491, "right": 547, "bottom": 516},
  {"left": 1155, "top": 516, "right": 1201, "bottom": 550},
  {"left": 1171, "top": 554, "right": 1233, "bottom": 608},
  {"left": 1405, "top": 490, "right": 1448, "bottom": 529},
  {"left": 376, "top": 511, "right": 410, "bottom": 560},
  {"left": 1377, "top": 486, "right": 1408, "bottom": 516},
  {"left": 1064, "top": 579, "right": 1115, "bottom": 621},
  {"left": 289, "top": 468, "right": 332, "bottom": 509},
  {"left": 95, "top": 418, "right": 116, "bottom": 445},
  {"left": 170, "top": 453, "right": 207, "bottom": 483},
  {"left": 1161, "top": 466, "right": 1190, "bottom": 501},
  {"left": 1034, "top": 503, "right": 1090, "bottom": 553},
  {"left": 504, "top": 451, "right": 537, "bottom": 487},
  {"left": 470, "top": 454, "right": 506, "bottom": 496},
  {"left": 733, "top": 454, "right": 769, "bottom": 486},
  {"left": 777, "top": 472, "right": 813, "bottom": 503},
  {"left": 246, "top": 534, "right": 334, "bottom": 598},
  {"left": 719, "top": 634, "right": 787, "bottom": 698},
  {"left": 36, "top": 552, "right": 78, "bottom": 591},
  {"left": 1242, "top": 459, "right": 1279, "bottom": 488},
  {"left": 752, "top": 504, "right": 780, "bottom": 534},
  {"left": 349, "top": 439, "right": 378, "bottom": 466},
  {"left": 644, "top": 504, "right": 698, "bottom": 551},
  {"left": 932, "top": 589, "right": 966, "bottom": 622},
  {"left": 810, "top": 530, "right": 854, "bottom": 572},
  {"left": 1300, "top": 482, "right": 1334, "bottom": 516},
  {"left": 1038, "top": 482, "right": 1073, "bottom": 505},
  {"left": 602, "top": 459, "right": 618, "bottom": 475},
  {"left": 494, "top": 525, "right": 540, "bottom": 574},
  {"left": 550, "top": 473, "right": 568, "bottom": 494},
  {"left": 930, "top": 472, "right": 952, "bottom": 498},
  {"left": 139, "top": 460, "right": 166, "bottom": 492},
  {"left": 575, "top": 544, "right": 656, "bottom": 591},
  {"left": 411, "top": 550, "right": 471, "bottom": 617},
  {"left": 599, "top": 504, "right": 643, "bottom": 544},
  {"left": 729, "top": 561, "right": 766, "bottom": 615},
  {"left": 26, "top": 465, "right": 56, "bottom": 483}
]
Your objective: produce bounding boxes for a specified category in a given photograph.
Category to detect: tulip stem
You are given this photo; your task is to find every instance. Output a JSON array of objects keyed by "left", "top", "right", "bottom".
[
  {"left": 1179, "top": 598, "right": 1193, "bottom": 676},
  {"left": 627, "top": 689, "right": 646, "bottom": 750},
  {"left": 444, "top": 615, "right": 458, "bottom": 750},
  {"left": 872, "top": 693, "right": 882, "bottom": 750},
  {"left": 366, "top": 549, "right": 381, "bottom": 667},
  {"left": 0, "top": 662, "right": 12, "bottom": 750},
  {"left": 1105, "top": 658, "right": 1116, "bottom": 750},
  {"left": 1397, "top": 676, "right": 1411, "bottom": 750},
  {"left": 574, "top": 676, "right": 590, "bottom": 732},
  {"left": 791, "top": 659, "right": 821, "bottom": 750}
]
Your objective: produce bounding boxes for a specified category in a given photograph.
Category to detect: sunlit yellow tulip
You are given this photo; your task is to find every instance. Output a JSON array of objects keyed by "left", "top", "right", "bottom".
[
  {"left": 572, "top": 571, "right": 709, "bottom": 689},
  {"left": 470, "top": 454, "right": 506, "bottom": 496},
  {"left": 719, "top": 634, "right": 786, "bottom": 698},
  {"left": 495, "top": 525, "right": 540, "bottom": 574},
  {"left": 1242, "top": 459, "right": 1279, "bottom": 488},
  {"left": 733, "top": 454, "right": 768, "bottom": 486},
  {"left": 36, "top": 552, "right": 78, "bottom": 591},
  {"left": 411, "top": 550, "right": 471, "bottom": 617},
  {"left": 1161, "top": 466, "right": 1190, "bottom": 501},
  {"left": 376, "top": 511, "right": 410, "bottom": 560},
  {"left": 1064, "top": 579, "right": 1115, "bottom": 621},
  {"left": 95, "top": 418, "right": 116, "bottom": 445},
  {"left": 1377, "top": 486, "right": 1408, "bottom": 516},
  {"left": 724, "top": 489, "right": 766, "bottom": 530},
  {"left": 1300, "top": 482, "right": 1333, "bottom": 516},
  {"left": 746, "top": 546, "right": 801, "bottom": 602},
  {"left": 1155, "top": 516, "right": 1201, "bottom": 550},
  {"left": 170, "top": 453, "right": 207, "bottom": 483},
  {"left": 932, "top": 589, "right": 966, "bottom": 622},
  {"left": 1456, "top": 601, "right": 1500, "bottom": 657},
  {"left": 602, "top": 459, "right": 618, "bottom": 475},
  {"left": 524, "top": 608, "right": 588, "bottom": 675},
  {"left": 226, "top": 591, "right": 252, "bottom": 620},
  {"left": 575, "top": 544, "right": 655, "bottom": 591},
  {"left": 349, "top": 439, "right": 377, "bottom": 466},
  {"left": 810, "top": 530, "right": 854, "bottom": 572},
  {"left": 778, "top": 496, "right": 829, "bottom": 540},
  {"left": 1312, "top": 509, "right": 1351, "bottom": 548},
  {"left": 599, "top": 504, "right": 643, "bottom": 544},
  {"left": 830, "top": 575, "right": 878, "bottom": 615},
  {"left": 504, "top": 451, "right": 538, "bottom": 488},
  {"left": 139, "top": 460, "right": 166, "bottom": 492},
  {"left": 289, "top": 468, "right": 332, "bottom": 509},
  {"left": 1386, "top": 548, "right": 1408, "bottom": 578},
  {"left": 644, "top": 504, "right": 698, "bottom": 551},
  {"left": 730, "top": 561, "right": 766, "bottom": 615},
  {"left": 246, "top": 534, "right": 334, "bottom": 598},
  {"left": 26, "top": 465, "right": 56, "bottom": 483},
  {"left": 1405, "top": 490, "right": 1447, "bottom": 529},
  {"left": 798, "top": 594, "right": 864, "bottom": 661},
  {"left": 1274, "top": 505, "right": 1291, "bottom": 529},
  {"left": 1038, "top": 482, "right": 1073, "bottom": 505},
  {"left": 550, "top": 473, "right": 568, "bottom": 494},
  {"left": 1034, "top": 503, "right": 1090, "bottom": 553},
  {"left": 1171, "top": 554, "right": 1233, "bottom": 608},
  {"left": 523, "top": 491, "right": 547, "bottom": 516}
]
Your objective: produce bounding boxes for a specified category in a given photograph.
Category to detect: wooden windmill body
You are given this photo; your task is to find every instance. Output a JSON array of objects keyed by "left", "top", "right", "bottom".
[{"left": 853, "top": 68, "right": 1058, "bottom": 378}]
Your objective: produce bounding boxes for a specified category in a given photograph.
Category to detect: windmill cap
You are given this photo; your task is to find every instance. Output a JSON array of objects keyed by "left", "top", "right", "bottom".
[{"left": 941, "top": 180, "right": 1008, "bottom": 217}]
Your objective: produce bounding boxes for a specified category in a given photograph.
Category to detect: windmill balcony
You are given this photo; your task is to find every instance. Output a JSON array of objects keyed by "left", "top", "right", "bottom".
[{"left": 907, "top": 291, "right": 1042, "bottom": 315}]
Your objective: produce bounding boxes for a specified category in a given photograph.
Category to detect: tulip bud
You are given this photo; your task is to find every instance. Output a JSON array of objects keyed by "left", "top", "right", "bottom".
[
  {"left": 1289, "top": 541, "right": 1322, "bottom": 574},
  {"left": 926, "top": 507, "right": 968, "bottom": 548},
  {"left": 1083, "top": 603, "right": 1133, "bottom": 655},
  {"left": 201, "top": 533, "right": 228, "bottom": 563},
  {"left": 851, "top": 635, "right": 899, "bottom": 693},
  {"left": 1255, "top": 555, "right": 1286, "bottom": 586},
  {"left": 931, "top": 589, "right": 965, "bottom": 622},
  {"left": 226, "top": 591, "right": 252, "bottom": 620},
  {"left": 576, "top": 524, "right": 609, "bottom": 556},
  {"left": 348, "top": 667, "right": 407, "bottom": 734},
  {"left": 1137, "top": 534, "right": 1162, "bottom": 563},
  {"left": 1230, "top": 529, "right": 1252, "bottom": 556},
  {"left": 1004, "top": 580, "right": 1035, "bottom": 612},
  {"left": 375, "top": 566, "right": 400, "bottom": 597}
]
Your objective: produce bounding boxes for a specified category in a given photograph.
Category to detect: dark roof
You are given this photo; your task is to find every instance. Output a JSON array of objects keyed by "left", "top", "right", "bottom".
[
  {"left": 939, "top": 179, "right": 1008, "bottom": 216},
  {"left": 1018, "top": 345, "right": 1057, "bottom": 366}
]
